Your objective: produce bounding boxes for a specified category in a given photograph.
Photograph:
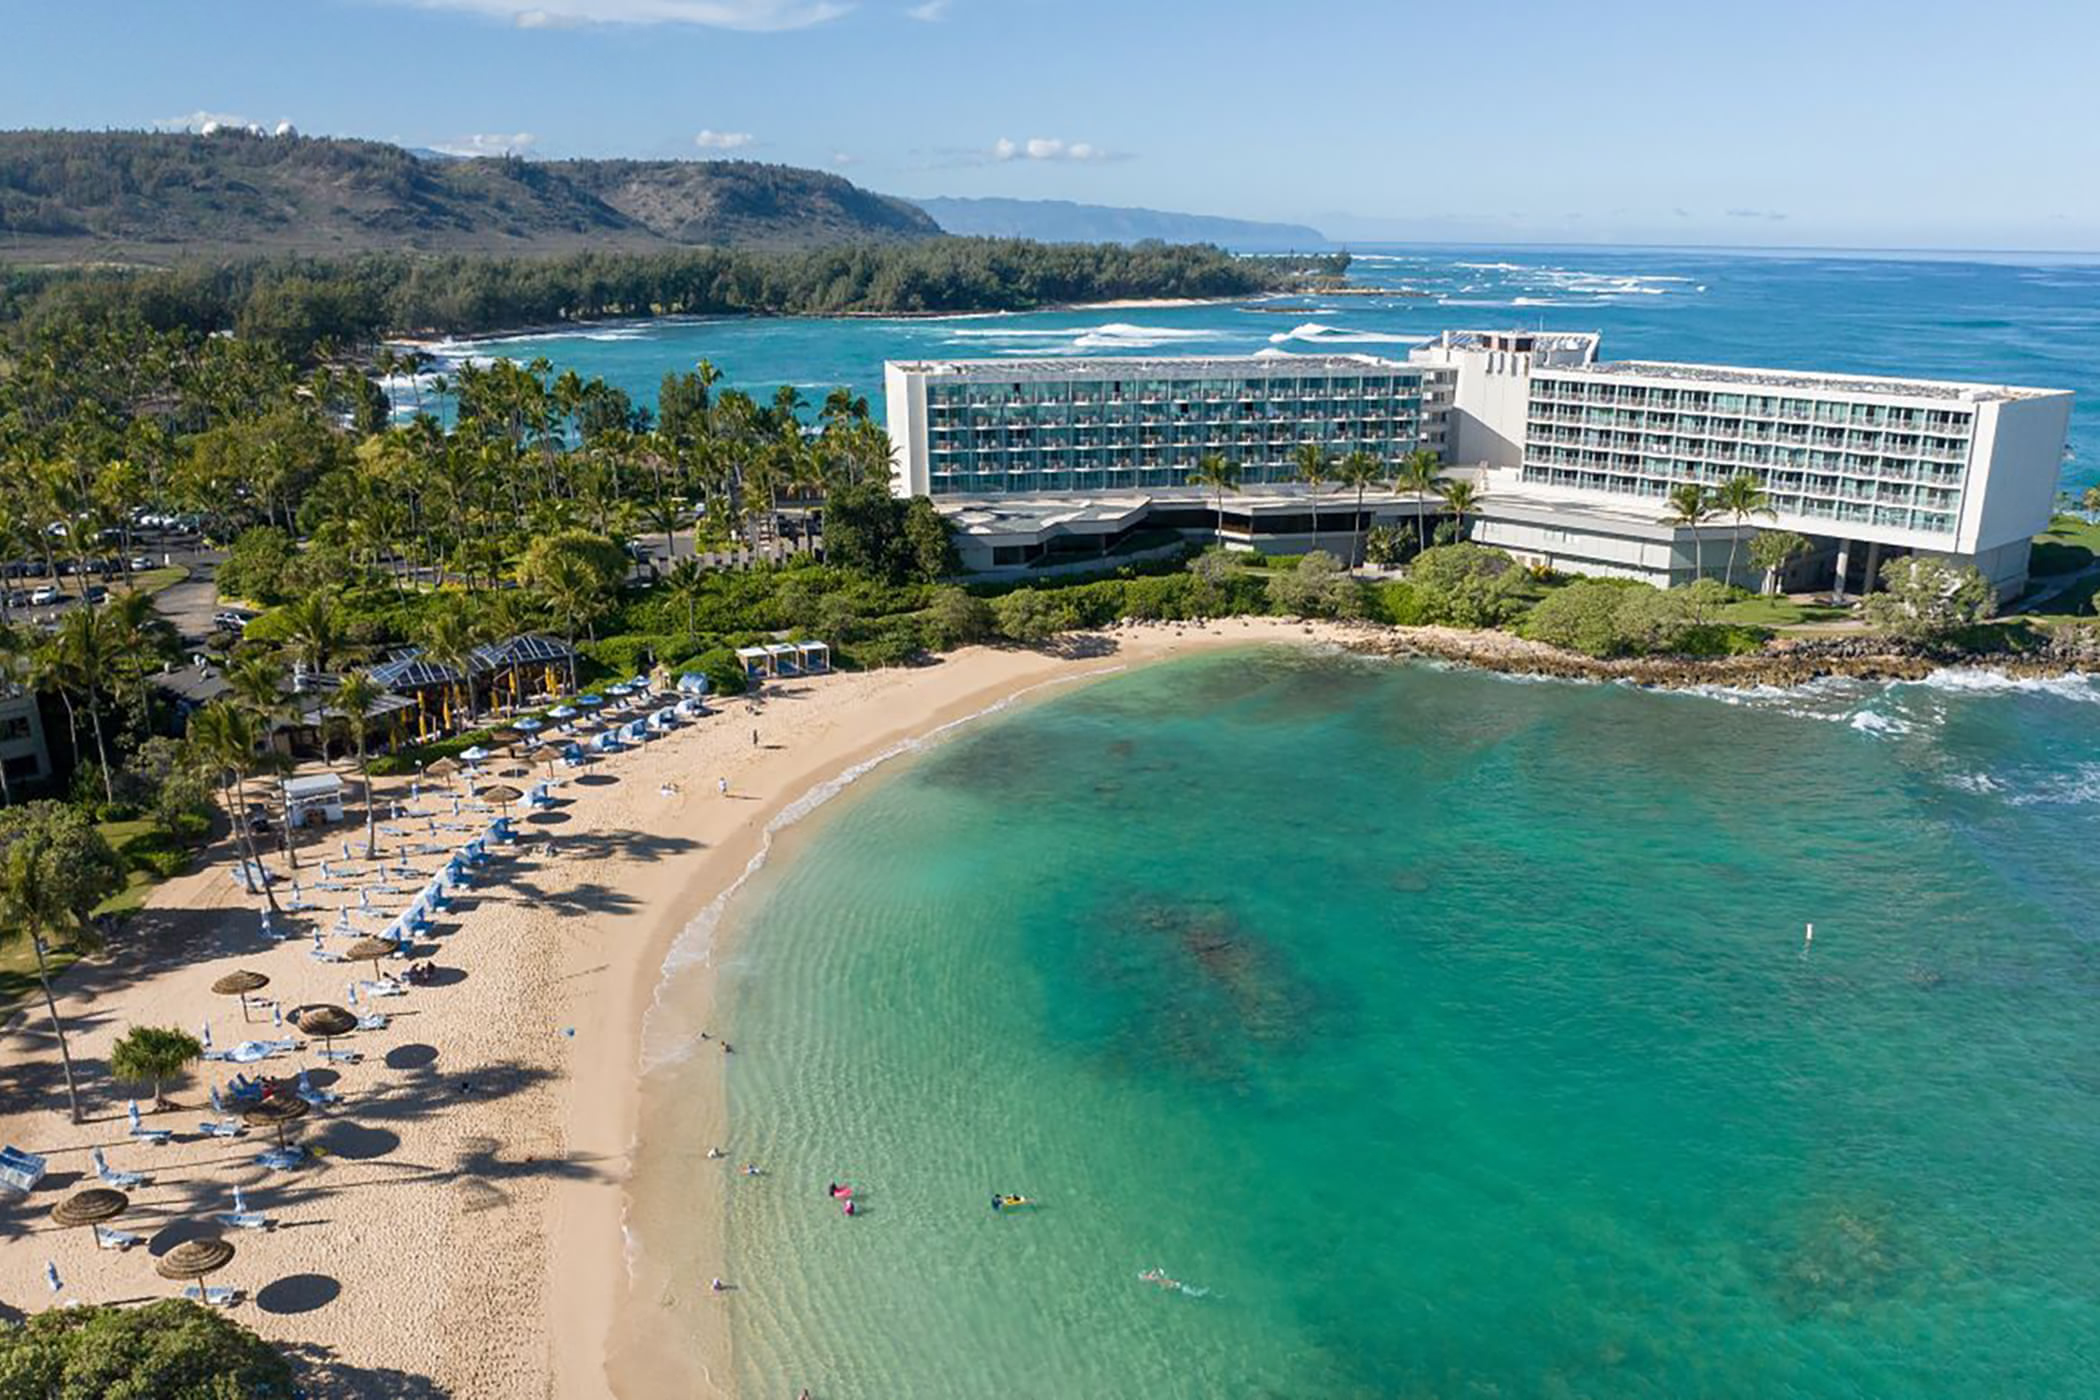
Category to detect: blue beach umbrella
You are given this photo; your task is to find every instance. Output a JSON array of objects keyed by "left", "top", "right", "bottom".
[{"left": 577, "top": 693, "right": 604, "bottom": 709}]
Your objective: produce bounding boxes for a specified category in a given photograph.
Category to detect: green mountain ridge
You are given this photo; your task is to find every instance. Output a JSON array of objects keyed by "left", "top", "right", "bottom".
[{"left": 0, "top": 130, "right": 943, "bottom": 261}]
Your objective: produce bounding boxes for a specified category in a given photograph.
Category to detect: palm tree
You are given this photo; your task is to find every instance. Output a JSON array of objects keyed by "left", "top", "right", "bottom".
[
  {"left": 421, "top": 605, "right": 479, "bottom": 731},
  {"left": 109, "top": 1026, "right": 202, "bottom": 1111},
  {"left": 1392, "top": 449, "right": 1442, "bottom": 557},
  {"left": 0, "top": 803, "right": 126, "bottom": 1124},
  {"left": 666, "top": 557, "right": 709, "bottom": 641},
  {"left": 1662, "top": 481, "right": 1719, "bottom": 584},
  {"left": 1435, "top": 477, "right": 1483, "bottom": 543},
  {"left": 536, "top": 553, "right": 601, "bottom": 694},
  {"left": 188, "top": 702, "right": 282, "bottom": 917},
  {"left": 333, "top": 669, "right": 384, "bottom": 861},
  {"left": 1713, "top": 473, "right": 1777, "bottom": 587},
  {"left": 1335, "top": 451, "right": 1383, "bottom": 567},
  {"left": 51, "top": 608, "right": 118, "bottom": 807},
  {"left": 281, "top": 591, "right": 349, "bottom": 679},
  {"left": 1290, "top": 443, "right": 1330, "bottom": 556},
  {"left": 1188, "top": 453, "right": 1243, "bottom": 544}
]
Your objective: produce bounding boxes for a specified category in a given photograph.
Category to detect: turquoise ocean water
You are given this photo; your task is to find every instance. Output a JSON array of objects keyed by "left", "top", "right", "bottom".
[
  {"left": 470, "top": 247, "right": 2100, "bottom": 1392},
  {"left": 691, "top": 653, "right": 2100, "bottom": 1398},
  {"left": 435, "top": 244, "right": 2100, "bottom": 493}
]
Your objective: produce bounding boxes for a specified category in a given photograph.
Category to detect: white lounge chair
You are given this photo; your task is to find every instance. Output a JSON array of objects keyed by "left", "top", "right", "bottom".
[
  {"left": 355, "top": 1012, "right": 389, "bottom": 1031},
  {"left": 196, "top": 1118, "right": 246, "bottom": 1138},
  {"left": 216, "top": 1185, "right": 273, "bottom": 1231},
  {"left": 90, "top": 1148, "right": 146, "bottom": 1189},
  {"left": 1, "top": 1145, "right": 49, "bottom": 1195},
  {"left": 127, "top": 1102, "right": 172, "bottom": 1145},
  {"left": 309, "top": 945, "right": 349, "bottom": 964},
  {"left": 359, "top": 979, "right": 406, "bottom": 998},
  {"left": 94, "top": 1224, "right": 143, "bottom": 1250},
  {"left": 294, "top": 1070, "right": 341, "bottom": 1108},
  {"left": 182, "top": 1284, "right": 240, "bottom": 1306},
  {"left": 318, "top": 1048, "right": 361, "bottom": 1065}
]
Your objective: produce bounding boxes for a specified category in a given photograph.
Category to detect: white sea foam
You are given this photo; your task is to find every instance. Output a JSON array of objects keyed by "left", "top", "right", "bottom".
[
  {"left": 1847, "top": 709, "right": 1912, "bottom": 737},
  {"left": 2008, "top": 762, "right": 2100, "bottom": 807},
  {"left": 1902, "top": 669, "right": 2100, "bottom": 704},
  {"left": 1266, "top": 321, "right": 1429, "bottom": 347},
  {"left": 1943, "top": 771, "right": 2005, "bottom": 795},
  {"left": 635, "top": 667, "right": 1124, "bottom": 1076}
]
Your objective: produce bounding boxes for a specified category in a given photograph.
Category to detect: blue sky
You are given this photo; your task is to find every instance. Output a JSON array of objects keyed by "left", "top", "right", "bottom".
[{"left": 7, "top": 0, "right": 2099, "bottom": 249}]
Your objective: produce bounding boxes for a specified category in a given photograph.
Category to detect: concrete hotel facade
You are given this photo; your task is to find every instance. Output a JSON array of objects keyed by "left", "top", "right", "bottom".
[{"left": 885, "top": 336, "right": 2072, "bottom": 592}]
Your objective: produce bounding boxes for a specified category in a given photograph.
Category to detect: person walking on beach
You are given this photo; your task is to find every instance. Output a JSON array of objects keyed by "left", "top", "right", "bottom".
[
  {"left": 718, "top": 777, "right": 729, "bottom": 797},
  {"left": 752, "top": 728, "right": 759, "bottom": 747}
]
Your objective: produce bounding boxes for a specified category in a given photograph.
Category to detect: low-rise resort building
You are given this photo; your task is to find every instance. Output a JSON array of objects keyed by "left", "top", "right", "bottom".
[{"left": 884, "top": 332, "right": 2072, "bottom": 596}]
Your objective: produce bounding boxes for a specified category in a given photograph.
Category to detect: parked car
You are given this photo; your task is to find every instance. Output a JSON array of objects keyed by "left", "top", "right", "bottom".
[
  {"left": 244, "top": 804, "right": 273, "bottom": 838},
  {"left": 213, "top": 608, "right": 256, "bottom": 630},
  {"left": 130, "top": 555, "right": 152, "bottom": 571},
  {"left": 30, "top": 585, "right": 60, "bottom": 606}
]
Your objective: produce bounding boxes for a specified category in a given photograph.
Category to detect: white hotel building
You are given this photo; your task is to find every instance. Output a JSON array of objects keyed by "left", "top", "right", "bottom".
[{"left": 885, "top": 333, "right": 2071, "bottom": 595}]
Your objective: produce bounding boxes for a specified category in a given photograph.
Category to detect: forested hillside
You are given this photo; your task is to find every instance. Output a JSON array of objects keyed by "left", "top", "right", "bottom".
[{"left": 0, "top": 130, "right": 941, "bottom": 259}]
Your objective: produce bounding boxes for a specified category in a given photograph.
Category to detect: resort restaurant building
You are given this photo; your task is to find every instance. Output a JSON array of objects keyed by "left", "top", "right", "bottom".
[{"left": 885, "top": 336, "right": 2072, "bottom": 594}]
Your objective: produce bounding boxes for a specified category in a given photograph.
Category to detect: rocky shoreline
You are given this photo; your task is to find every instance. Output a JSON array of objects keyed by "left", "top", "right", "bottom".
[{"left": 1323, "top": 621, "right": 2100, "bottom": 690}]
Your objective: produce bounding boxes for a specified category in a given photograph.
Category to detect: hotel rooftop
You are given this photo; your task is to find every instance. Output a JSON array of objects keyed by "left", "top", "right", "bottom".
[
  {"left": 1548, "top": 358, "right": 2063, "bottom": 402},
  {"left": 888, "top": 353, "right": 1414, "bottom": 378}
]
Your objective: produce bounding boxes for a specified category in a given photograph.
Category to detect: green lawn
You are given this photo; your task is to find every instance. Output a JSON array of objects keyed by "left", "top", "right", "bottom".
[
  {"left": 2029, "top": 515, "right": 2100, "bottom": 579},
  {"left": 91, "top": 817, "right": 179, "bottom": 919},
  {"left": 1713, "top": 595, "right": 1855, "bottom": 627},
  {"left": 133, "top": 563, "right": 190, "bottom": 594},
  {"left": 0, "top": 937, "right": 81, "bottom": 1012}
]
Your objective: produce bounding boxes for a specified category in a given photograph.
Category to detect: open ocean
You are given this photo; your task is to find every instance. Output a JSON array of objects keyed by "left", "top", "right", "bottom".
[
  {"left": 476, "top": 247, "right": 2100, "bottom": 1395},
  {"left": 678, "top": 652, "right": 2100, "bottom": 1398},
  {"left": 434, "top": 243, "right": 2100, "bottom": 495}
]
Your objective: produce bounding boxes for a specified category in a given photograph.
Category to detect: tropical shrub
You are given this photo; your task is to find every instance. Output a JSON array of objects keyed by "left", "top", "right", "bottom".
[
  {"left": 0, "top": 1298, "right": 295, "bottom": 1399},
  {"left": 1407, "top": 544, "right": 1529, "bottom": 628},
  {"left": 1864, "top": 557, "right": 1996, "bottom": 639},
  {"left": 1266, "top": 551, "right": 1362, "bottom": 619}
]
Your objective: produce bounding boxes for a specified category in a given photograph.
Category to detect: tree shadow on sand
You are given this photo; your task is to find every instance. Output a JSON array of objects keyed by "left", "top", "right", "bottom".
[{"left": 281, "top": 1341, "right": 453, "bottom": 1399}]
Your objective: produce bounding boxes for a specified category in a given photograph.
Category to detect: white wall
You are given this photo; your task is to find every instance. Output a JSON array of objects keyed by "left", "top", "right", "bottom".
[
  {"left": 1961, "top": 392, "right": 2072, "bottom": 555},
  {"left": 883, "top": 364, "right": 928, "bottom": 496}
]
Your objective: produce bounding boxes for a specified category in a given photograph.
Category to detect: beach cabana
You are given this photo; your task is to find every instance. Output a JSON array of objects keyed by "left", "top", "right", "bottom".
[
  {"left": 371, "top": 652, "right": 470, "bottom": 739},
  {"left": 282, "top": 774, "right": 345, "bottom": 829},
  {"left": 794, "top": 641, "right": 831, "bottom": 673},
  {"left": 764, "top": 642, "right": 800, "bottom": 675},
  {"left": 675, "top": 672, "right": 711, "bottom": 696},
  {"left": 735, "top": 646, "right": 772, "bottom": 680},
  {"left": 468, "top": 633, "right": 575, "bottom": 713}
]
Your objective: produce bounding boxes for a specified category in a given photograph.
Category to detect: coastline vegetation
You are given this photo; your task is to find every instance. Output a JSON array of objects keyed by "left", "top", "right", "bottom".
[{"left": 2, "top": 240, "right": 1347, "bottom": 359}]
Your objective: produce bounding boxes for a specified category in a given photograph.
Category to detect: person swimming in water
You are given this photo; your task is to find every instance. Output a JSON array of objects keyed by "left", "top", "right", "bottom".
[{"left": 842, "top": 1198, "right": 856, "bottom": 1216}]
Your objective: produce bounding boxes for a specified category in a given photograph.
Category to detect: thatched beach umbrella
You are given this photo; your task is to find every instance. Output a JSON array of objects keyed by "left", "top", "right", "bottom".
[
  {"left": 241, "top": 1094, "right": 310, "bottom": 1147},
  {"left": 211, "top": 969, "right": 271, "bottom": 1023},
  {"left": 426, "top": 756, "right": 462, "bottom": 790},
  {"left": 490, "top": 726, "right": 525, "bottom": 750},
  {"left": 530, "top": 742, "right": 564, "bottom": 778},
  {"left": 346, "top": 936, "right": 397, "bottom": 979},
  {"left": 479, "top": 783, "right": 523, "bottom": 819},
  {"left": 51, "top": 1187, "right": 128, "bottom": 1243},
  {"left": 292, "top": 1004, "right": 358, "bottom": 1059},
  {"left": 155, "top": 1236, "right": 235, "bottom": 1296}
]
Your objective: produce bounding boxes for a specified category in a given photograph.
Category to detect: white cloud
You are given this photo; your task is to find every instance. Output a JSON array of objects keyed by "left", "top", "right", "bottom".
[
  {"left": 156, "top": 109, "right": 270, "bottom": 135},
  {"left": 380, "top": 0, "right": 850, "bottom": 31},
  {"left": 1725, "top": 207, "right": 1789, "bottom": 222},
  {"left": 831, "top": 151, "right": 858, "bottom": 166},
  {"left": 694, "top": 129, "right": 757, "bottom": 150},
  {"left": 433, "top": 131, "right": 539, "bottom": 156},
  {"left": 993, "top": 136, "right": 1118, "bottom": 163},
  {"left": 906, "top": 0, "right": 949, "bottom": 17}
]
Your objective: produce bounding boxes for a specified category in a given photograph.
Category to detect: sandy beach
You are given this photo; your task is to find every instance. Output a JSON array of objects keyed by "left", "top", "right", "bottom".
[{"left": 0, "top": 619, "right": 1344, "bottom": 1397}]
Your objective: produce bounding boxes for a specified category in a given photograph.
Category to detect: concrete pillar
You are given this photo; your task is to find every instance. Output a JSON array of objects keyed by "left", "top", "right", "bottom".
[
  {"left": 1832, "top": 542, "right": 1851, "bottom": 600},
  {"left": 1861, "top": 542, "right": 1882, "bottom": 595}
]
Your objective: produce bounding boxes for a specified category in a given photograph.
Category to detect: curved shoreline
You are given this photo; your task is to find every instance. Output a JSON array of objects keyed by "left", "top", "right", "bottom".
[{"left": 558, "top": 622, "right": 1321, "bottom": 1399}]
